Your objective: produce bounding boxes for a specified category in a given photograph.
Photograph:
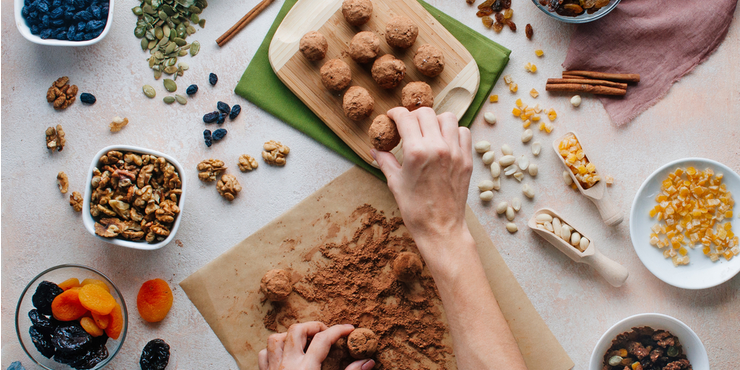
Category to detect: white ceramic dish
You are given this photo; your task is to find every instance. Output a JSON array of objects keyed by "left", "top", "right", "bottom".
[
  {"left": 14, "top": 0, "right": 114, "bottom": 46},
  {"left": 83, "top": 145, "right": 186, "bottom": 250},
  {"left": 589, "top": 313, "right": 708, "bottom": 370},
  {"left": 630, "top": 157, "right": 740, "bottom": 289}
]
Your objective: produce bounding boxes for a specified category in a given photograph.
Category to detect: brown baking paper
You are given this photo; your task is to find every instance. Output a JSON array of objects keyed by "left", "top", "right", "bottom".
[{"left": 180, "top": 166, "right": 573, "bottom": 370}]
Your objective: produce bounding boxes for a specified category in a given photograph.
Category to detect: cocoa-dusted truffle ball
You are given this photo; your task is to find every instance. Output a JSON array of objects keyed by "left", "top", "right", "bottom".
[
  {"left": 368, "top": 115, "right": 400, "bottom": 151},
  {"left": 299, "top": 31, "right": 328, "bottom": 61},
  {"left": 385, "top": 16, "right": 418, "bottom": 49},
  {"left": 371, "top": 54, "right": 406, "bottom": 89},
  {"left": 320, "top": 59, "right": 352, "bottom": 92},
  {"left": 343, "top": 86, "right": 374, "bottom": 121},
  {"left": 401, "top": 81, "right": 433, "bottom": 111},
  {"left": 349, "top": 31, "right": 380, "bottom": 64},
  {"left": 347, "top": 328, "right": 378, "bottom": 359},
  {"left": 342, "top": 0, "right": 373, "bottom": 26},
  {"left": 392, "top": 252, "right": 423, "bottom": 282},
  {"left": 321, "top": 338, "right": 349, "bottom": 370},
  {"left": 260, "top": 269, "right": 292, "bottom": 301},
  {"left": 413, "top": 44, "right": 445, "bottom": 77}
]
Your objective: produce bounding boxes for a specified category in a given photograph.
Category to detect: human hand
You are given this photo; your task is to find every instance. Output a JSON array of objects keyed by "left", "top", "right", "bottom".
[{"left": 258, "top": 322, "right": 375, "bottom": 370}]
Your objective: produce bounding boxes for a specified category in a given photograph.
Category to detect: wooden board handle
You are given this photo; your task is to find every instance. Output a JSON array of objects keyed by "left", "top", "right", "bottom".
[
  {"left": 582, "top": 251, "right": 629, "bottom": 287},
  {"left": 590, "top": 189, "right": 623, "bottom": 226}
]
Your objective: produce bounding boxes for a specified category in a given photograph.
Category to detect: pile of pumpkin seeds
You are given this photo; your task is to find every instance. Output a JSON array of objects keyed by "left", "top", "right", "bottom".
[{"left": 133, "top": 0, "right": 207, "bottom": 80}]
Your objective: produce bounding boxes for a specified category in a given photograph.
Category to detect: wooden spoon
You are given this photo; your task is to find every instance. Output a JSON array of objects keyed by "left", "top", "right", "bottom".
[
  {"left": 528, "top": 208, "right": 629, "bottom": 287},
  {"left": 552, "top": 131, "right": 623, "bottom": 226}
]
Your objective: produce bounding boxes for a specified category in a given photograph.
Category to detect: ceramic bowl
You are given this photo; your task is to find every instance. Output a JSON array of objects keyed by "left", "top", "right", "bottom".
[
  {"left": 15, "top": 264, "right": 128, "bottom": 369},
  {"left": 14, "top": 0, "right": 114, "bottom": 46},
  {"left": 531, "top": 0, "right": 620, "bottom": 23},
  {"left": 83, "top": 145, "right": 186, "bottom": 250}
]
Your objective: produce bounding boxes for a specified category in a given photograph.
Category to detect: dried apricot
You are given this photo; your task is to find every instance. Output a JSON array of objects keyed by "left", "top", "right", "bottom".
[
  {"left": 51, "top": 289, "right": 88, "bottom": 321},
  {"left": 92, "top": 312, "right": 110, "bottom": 329},
  {"left": 79, "top": 283, "right": 116, "bottom": 316},
  {"left": 58, "top": 278, "right": 80, "bottom": 291},
  {"left": 105, "top": 303, "right": 124, "bottom": 340},
  {"left": 81, "top": 278, "right": 110, "bottom": 292},
  {"left": 80, "top": 316, "right": 104, "bottom": 337},
  {"left": 137, "top": 279, "right": 173, "bottom": 323}
]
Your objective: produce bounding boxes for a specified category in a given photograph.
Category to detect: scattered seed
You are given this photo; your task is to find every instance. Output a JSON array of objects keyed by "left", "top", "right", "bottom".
[
  {"left": 506, "top": 206, "right": 515, "bottom": 221},
  {"left": 490, "top": 162, "right": 501, "bottom": 178},
  {"left": 478, "top": 180, "right": 495, "bottom": 192},
  {"left": 528, "top": 163, "right": 538, "bottom": 176},
  {"left": 475, "top": 141, "right": 491, "bottom": 154},
  {"left": 163, "top": 96, "right": 175, "bottom": 104},
  {"left": 521, "top": 129, "right": 533, "bottom": 143},
  {"left": 532, "top": 141, "right": 542, "bottom": 156},
  {"left": 482, "top": 151, "right": 496, "bottom": 165},
  {"left": 496, "top": 201, "right": 508, "bottom": 215},
  {"left": 142, "top": 85, "right": 156, "bottom": 98},
  {"left": 163, "top": 79, "right": 177, "bottom": 92},
  {"left": 506, "top": 222, "right": 518, "bottom": 233},
  {"left": 175, "top": 94, "right": 187, "bottom": 105},
  {"left": 499, "top": 155, "right": 515, "bottom": 167},
  {"left": 190, "top": 41, "right": 201, "bottom": 56},
  {"left": 571, "top": 95, "right": 582, "bottom": 107},
  {"left": 501, "top": 144, "right": 513, "bottom": 155},
  {"left": 484, "top": 111, "right": 496, "bottom": 124},
  {"left": 511, "top": 197, "right": 521, "bottom": 212},
  {"left": 480, "top": 191, "right": 494, "bottom": 202},
  {"left": 522, "top": 183, "right": 535, "bottom": 199}
]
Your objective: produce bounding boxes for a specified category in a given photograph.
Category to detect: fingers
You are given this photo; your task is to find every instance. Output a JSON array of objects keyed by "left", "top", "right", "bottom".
[
  {"left": 283, "top": 322, "right": 328, "bottom": 357},
  {"left": 345, "top": 359, "right": 376, "bottom": 370},
  {"left": 437, "top": 112, "right": 460, "bottom": 153},
  {"left": 387, "top": 107, "right": 421, "bottom": 142},
  {"left": 304, "top": 324, "right": 355, "bottom": 364},
  {"left": 458, "top": 126, "right": 473, "bottom": 172},
  {"left": 414, "top": 107, "right": 441, "bottom": 139},
  {"left": 258, "top": 349, "right": 268, "bottom": 370},
  {"left": 372, "top": 149, "right": 401, "bottom": 180},
  {"left": 266, "top": 333, "right": 287, "bottom": 368}
]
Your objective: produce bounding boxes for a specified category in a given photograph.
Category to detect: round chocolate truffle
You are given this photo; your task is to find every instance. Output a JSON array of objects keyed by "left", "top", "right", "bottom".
[
  {"left": 349, "top": 31, "right": 380, "bottom": 64},
  {"left": 343, "top": 86, "right": 374, "bottom": 121},
  {"left": 401, "top": 81, "right": 433, "bottom": 111},
  {"left": 342, "top": 0, "right": 373, "bottom": 26},
  {"left": 385, "top": 16, "right": 418, "bottom": 49},
  {"left": 392, "top": 252, "right": 423, "bottom": 282},
  {"left": 260, "top": 269, "right": 292, "bottom": 301},
  {"left": 413, "top": 44, "right": 445, "bottom": 77},
  {"left": 368, "top": 115, "right": 400, "bottom": 151},
  {"left": 320, "top": 59, "right": 352, "bottom": 92},
  {"left": 347, "top": 328, "right": 378, "bottom": 359},
  {"left": 299, "top": 31, "right": 328, "bottom": 61},
  {"left": 371, "top": 54, "right": 406, "bottom": 89}
]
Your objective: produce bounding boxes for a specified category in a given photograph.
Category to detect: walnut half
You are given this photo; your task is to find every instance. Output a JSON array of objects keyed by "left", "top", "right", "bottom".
[
  {"left": 262, "top": 140, "right": 290, "bottom": 166},
  {"left": 197, "top": 159, "right": 227, "bottom": 182},
  {"left": 57, "top": 172, "right": 69, "bottom": 194},
  {"left": 217, "top": 174, "right": 242, "bottom": 201}
]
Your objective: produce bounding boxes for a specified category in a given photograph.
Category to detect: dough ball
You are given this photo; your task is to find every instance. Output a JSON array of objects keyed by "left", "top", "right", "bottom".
[
  {"left": 343, "top": 86, "right": 374, "bottom": 121},
  {"left": 299, "top": 31, "right": 328, "bottom": 61},
  {"left": 349, "top": 31, "right": 380, "bottom": 64},
  {"left": 401, "top": 81, "right": 433, "bottom": 111},
  {"left": 342, "top": 0, "right": 373, "bottom": 26},
  {"left": 320, "top": 59, "right": 352, "bottom": 92},
  {"left": 347, "top": 328, "right": 378, "bottom": 359},
  {"left": 371, "top": 54, "right": 406, "bottom": 89},
  {"left": 392, "top": 252, "right": 423, "bottom": 282},
  {"left": 413, "top": 44, "right": 445, "bottom": 77},
  {"left": 385, "top": 16, "right": 418, "bottom": 49},
  {"left": 260, "top": 269, "right": 292, "bottom": 301},
  {"left": 368, "top": 115, "right": 400, "bottom": 151}
]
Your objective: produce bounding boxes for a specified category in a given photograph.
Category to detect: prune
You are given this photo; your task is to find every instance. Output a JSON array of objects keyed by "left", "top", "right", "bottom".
[
  {"left": 30, "top": 326, "right": 56, "bottom": 358},
  {"left": 209, "top": 73, "right": 218, "bottom": 86},
  {"left": 29, "top": 309, "right": 56, "bottom": 333},
  {"left": 204, "top": 130, "right": 212, "bottom": 147},
  {"left": 217, "top": 101, "right": 230, "bottom": 115},
  {"left": 229, "top": 105, "right": 241, "bottom": 120},
  {"left": 186, "top": 84, "right": 198, "bottom": 96},
  {"left": 51, "top": 323, "right": 92, "bottom": 356},
  {"left": 212, "top": 128, "right": 227, "bottom": 141},
  {"left": 217, "top": 113, "right": 226, "bottom": 125},
  {"left": 80, "top": 93, "right": 96, "bottom": 104},
  {"left": 58, "top": 339, "right": 109, "bottom": 369},
  {"left": 32, "top": 281, "right": 63, "bottom": 315},
  {"left": 140, "top": 339, "right": 171, "bottom": 370}
]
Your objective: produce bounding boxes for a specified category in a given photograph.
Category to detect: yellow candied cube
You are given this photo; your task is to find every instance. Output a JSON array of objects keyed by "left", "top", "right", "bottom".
[
  {"left": 539, "top": 122, "right": 546, "bottom": 131},
  {"left": 544, "top": 123, "right": 554, "bottom": 133},
  {"left": 523, "top": 119, "right": 531, "bottom": 128},
  {"left": 535, "top": 49, "right": 544, "bottom": 57},
  {"left": 516, "top": 98, "right": 523, "bottom": 108},
  {"left": 512, "top": 107, "right": 522, "bottom": 116},
  {"left": 530, "top": 88, "right": 539, "bottom": 98},
  {"left": 548, "top": 110, "right": 558, "bottom": 121},
  {"left": 530, "top": 64, "right": 537, "bottom": 73},
  {"left": 509, "top": 83, "right": 518, "bottom": 92},
  {"left": 532, "top": 115, "right": 541, "bottom": 122},
  {"left": 489, "top": 95, "right": 498, "bottom": 103}
]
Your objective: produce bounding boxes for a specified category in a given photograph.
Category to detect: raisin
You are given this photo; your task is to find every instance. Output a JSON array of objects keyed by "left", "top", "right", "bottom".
[
  {"left": 525, "top": 24, "right": 533, "bottom": 39},
  {"left": 51, "top": 323, "right": 92, "bottom": 356},
  {"left": 29, "top": 309, "right": 56, "bottom": 333},
  {"left": 501, "top": 0, "right": 511, "bottom": 8},
  {"left": 186, "top": 84, "right": 198, "bottom": 96},
  {"left": 490, "top": 0, "right": 503, "bottom": 12},
  {"left": 7, "top": 361, "right": 25, "bottom": 370},
  {"left": 506, "top": 19, "right": 516, "bottom": 31},
  {"left": 229, "top": 105, "right": 241, "bottom": 120},
  {"left": 476, "top": 8, "right": 493, "bottom": 17},
  {"left": 209, "top": 73, "right": 218, "bottom": 86},
  {"left": 217, "top": 113, "right": 226, "bottom": 125},
  {"left": 79, "top": 93, "right": 96, "bottom": 104},
  {"left": 204, "top": 130, "right": 212, "bottom": 147},
  {"left": 494, "top": 12, "right": 504, "bottom": 24},
  {"left": 32, "top": 281, "right": 63, "bottom": 315},
  {"left": 140, "top": 339, "right": 171, "bottom": 370},
  {"left": 212, "top": 128, "right": 227, "bottom": 141},
  {"left": 203, "top": 111, "right": 219, "bottom": 124},
  {"left": 217, "top": 101, "right": 231, "bottom": 115},
  {"left": 30, "top": 326, "right": 56, "bottom": 358},
  {"left": 492, "top": 21, "right": 504, "bottom": 32},
  {"left": 482, "top": 16, "right": 493, "bottom": 28},
  {"left": 478, "top": 0, "right": 495, "bottom": 9}
]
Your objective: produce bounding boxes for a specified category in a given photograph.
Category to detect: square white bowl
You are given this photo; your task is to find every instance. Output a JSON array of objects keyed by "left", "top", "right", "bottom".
[
  {"left": 82, "top": 145, "right": 186, "bottom": 250},
  {"left": 14, "top": 0, "right": 114, "bottom": 46}
]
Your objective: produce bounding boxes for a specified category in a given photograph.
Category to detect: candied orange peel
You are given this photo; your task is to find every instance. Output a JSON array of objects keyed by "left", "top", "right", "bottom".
[{"left": 558, "top": 134, "right": 600, "bottom": 189}]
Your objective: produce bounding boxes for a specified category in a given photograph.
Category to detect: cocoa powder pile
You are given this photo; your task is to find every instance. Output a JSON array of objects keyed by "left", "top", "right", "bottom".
[{"left": 263, "top": 205, "right": 454, "bottom": 369}]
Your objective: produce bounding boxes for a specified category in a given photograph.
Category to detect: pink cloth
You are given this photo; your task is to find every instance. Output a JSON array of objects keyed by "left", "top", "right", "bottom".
[{"left": 563, "top": 0, "right": 738, "bottom": 126}]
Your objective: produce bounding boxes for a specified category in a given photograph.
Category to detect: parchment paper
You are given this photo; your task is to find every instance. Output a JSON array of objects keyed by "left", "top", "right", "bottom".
[{"left": 180, "top": 166, "right": 573, "bottom": 370}]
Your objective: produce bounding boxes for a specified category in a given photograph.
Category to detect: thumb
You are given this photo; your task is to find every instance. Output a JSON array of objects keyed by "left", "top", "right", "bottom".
[
  {"left": 372, "top": 149, "right": 401, "bottom": 179},
  {"left": 345, "top": 359, "right": 375, "bottom": 370}
]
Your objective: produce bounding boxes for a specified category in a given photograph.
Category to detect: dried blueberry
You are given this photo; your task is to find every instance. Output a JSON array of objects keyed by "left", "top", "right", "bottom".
[
  {"left": 203, "top": 111, "right": 219, "bottom": 124},
  {"left": 30, "top": 326, "right": 56, "bottom": 358},
  {"left": 217, "top": 113, "right": 226, "bottom": 125},
  {"left": 186, "top": 84, "right": 198, "bottom": 96},
  {"left": 80, "top": 93, "right": 96, "bottom": 104},
  {"left": 212, "top": 128, "right": 227, "bottom": 141},
  {"left": 29, "top": 309, "right": 56, "bottom": 333},
  {"left": 216, "top": 101, "right": 230, "bottom": 115},
  {"left": 204, "top": 130, "right": 212, "bottom": 147},
  {"left": 229, "top": 105, "right": 241, "bottom": 120},
  {"left": 32, "top": 281, "right": 63, "bottom": 315},
  {"left": 140, "top": 339, "right": 170, "bottom": 370},
  {"left": 51, "top": 323, "right": 92, "bottom": 356},
  {"left": 209, "top": 73, "right": 218, "bottom": 86}
]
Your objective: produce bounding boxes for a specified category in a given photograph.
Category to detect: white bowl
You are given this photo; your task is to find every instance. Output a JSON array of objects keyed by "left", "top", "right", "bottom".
[
  {"left": 589, "top": 313, "right": 708, "bottom": 370},
  {"left": 630, "top": 158, "right": 740, "bottom": 289},
  {"left": 83, "top": 145, "right": 186, "bottom": 250},
  {"left": 14, "top": 0, "right": 114, "bottom": 46}
]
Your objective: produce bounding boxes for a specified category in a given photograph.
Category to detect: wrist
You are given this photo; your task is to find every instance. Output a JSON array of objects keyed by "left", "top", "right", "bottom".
[{"left": 412, "top": 224, "right": 479, "bottom": 277}]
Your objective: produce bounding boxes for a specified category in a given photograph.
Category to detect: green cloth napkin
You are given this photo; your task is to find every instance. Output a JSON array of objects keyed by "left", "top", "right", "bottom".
[{"left": 235, "top": 0, "right": 510, "bottom": 179}]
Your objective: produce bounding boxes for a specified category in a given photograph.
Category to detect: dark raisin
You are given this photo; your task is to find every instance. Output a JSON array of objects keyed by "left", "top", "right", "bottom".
[
  {"left": 216, "top": 101, "right": 230, "bottom": 115},
  {"left": 506, "top": 19, "right": 516, "bottom": 31},
  {"left": 204, "top": 130, "right": 212, "bottom": 147},
  {"left": 209, "top": 73, "right": 218, "bottom": 86},
  {"left": 140, "top": 339, "right": 171, "bottom": 370},
  {"left": 212, "top": 128, "right": 227, "bottom": 141},
  {"left": 80, "top": 93, "right": 96, "bottom": 104},
  {"left": 29, "top": 309, "right": 56, "bottom": 333},
  {"left": 217, "top": 113, "right": 226, "bottom": 125},
  {"left": 51, "top": 323, "right": 92, "bottom": 356},
  {"left": 229, "top": 105, "right": 241, "bottom": 120},
  {"left": 30, "top": 326, "right": 56, "bottom": 358},
  {"left": 32, "top": 281, "right": 63, "bottom": 315},
  {"left": 203, "top": 111, "right": 219, "bottom": 124},
  {"left": 501, "top": 0, "right": 511, "bottom": 8},
  {"left": 494, "top": 12, "right": 504, "bottom": 23},
  {"left": 525, "top": 24, "right": 533, "bottom": 39},
  {"left": 186, "top": 84, "right": 198, "bottom": 96}
]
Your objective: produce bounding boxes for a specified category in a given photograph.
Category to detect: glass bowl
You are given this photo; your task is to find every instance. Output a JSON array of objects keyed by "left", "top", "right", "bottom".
[
  {"left": 15, "top": 264, "right": 128, "bottom": 369},
  {"left": 531, "top": 0, "right": 621, "bottom": 23}
]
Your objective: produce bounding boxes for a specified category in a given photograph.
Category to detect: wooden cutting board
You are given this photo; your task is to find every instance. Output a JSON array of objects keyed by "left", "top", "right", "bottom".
[{"left": 268, "top": 0, "right": 480, "bottom": 166}]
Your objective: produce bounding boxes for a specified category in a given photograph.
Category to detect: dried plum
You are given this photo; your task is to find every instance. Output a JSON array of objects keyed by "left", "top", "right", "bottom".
[
  {"left": 216, "top": 101, "right": 230, "bottom": 115},
  {"left": 58, "top": 341, "right": 109, "bottom": 369},
  {"left": 29, "top": 309, "right": 56, "bottom": 333},
  {"left": 229, "top": 105, "right": 241, "bottom": 120},
  {"left": 140, "top": 339, "right": 170, "bottom": 370},
  {"left": 51, "top": 323, "right": 92, "bottom": 356},
  {"left": 32, "top": 281, "right": 63, "bottom": 315},
  {"left": 30, "top": 326, "right": 56, "bottom": 358},
  {"left": 209, "top": 73, "right": 218, "bottom": 86}
]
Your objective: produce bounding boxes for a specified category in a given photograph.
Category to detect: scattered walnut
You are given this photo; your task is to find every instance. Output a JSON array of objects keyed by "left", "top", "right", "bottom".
[
  {"left": 197, "top": 159, "right": 227, "bottom": 182},
  {"left": 45, "top": 125, "right": 66, "bottom": 152},
  {"left": 217, "top": 174, "right": 242, "bottom": 201},
  {"left": 109, "top": 116, "right": 129, "bottom": 132},
  {"left": 57, "top": 172, "right": 69, "bottom": 194},
  {"left": 69, "top": 191, "right": 83, "bottom": 212},
  {"left": 262, "top": 140, "right": 290, "bottom": 166},
  {"left": 238, "top": 154, "right": 259, "bottom": 172},
  {"left": 47, "top": 76, "right": 78, "bottom": 110}
]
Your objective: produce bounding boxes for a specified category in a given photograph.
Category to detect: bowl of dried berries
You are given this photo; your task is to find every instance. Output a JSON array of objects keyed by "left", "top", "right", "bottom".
[
  {"left": 531, "top": 0, "right": 620, "bottom": 24},
  {"left": 15, "top": 264, "right": 128, "bottom": 369},
  {"left": 15, "top": 0, "right": 114, "bottom": 46},
  {"left": 82, "top": 145, "right": 186, "bottom": 250}
]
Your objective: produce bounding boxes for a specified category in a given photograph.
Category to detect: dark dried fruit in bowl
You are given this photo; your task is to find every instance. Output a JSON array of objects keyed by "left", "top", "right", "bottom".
[
  {"left": 217, "top": 101, "right": 230, "bottom": 115},
  {"left": 212, "top": 128, "right": 227, "bottom": 141},
  {"left": 58, "top": 337, "right": 109, "bottom": 370},
  {"left": 32, "top": 281, "right": 63, "bottom": 315},
  {"left": 80, "top": 93, "right": 96, "bottom": 104},
  {"left": 229, "top": 105, "right": 241, "bottom": 120},
  {"left": 203, "top": 111, "right": 219, "bottom": 123},
  {"left": 29, "top": 309, "right": 57, "bottom": 333},
  {"left": 51, "top": 323, "right": 92, "bottom": 356},
  {"left": 30, "top": 326, "right": 56, "bottom": 358},
  {"left": 209, "top": 73, "right": 218, "bottom": 86},
  {"left": 140, "top": 339, "right": 171, "bottom": 370},
  {"left": 204, "top": 129, "right": 212, "bottom": 147},
  {"left": 186, "top": 84, "right": 198, "bottom": 96}
]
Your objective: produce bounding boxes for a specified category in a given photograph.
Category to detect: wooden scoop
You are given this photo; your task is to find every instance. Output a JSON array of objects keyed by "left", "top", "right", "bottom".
[
  {"left": 553, "top": 131, "right": 623, "bottom": 226},
  {"left": 528, "top": 208, "right": 629, "bottom": 287}
]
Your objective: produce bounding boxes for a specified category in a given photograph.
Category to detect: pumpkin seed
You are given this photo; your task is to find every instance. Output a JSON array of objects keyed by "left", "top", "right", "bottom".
[
  {"left": 186, "top": 25, "right": 196, "bottom": 35},
  {"left": 189, "top": 5, "right": 202, "bottom": 14},
  {"left": 175, "top": 94, "right": 187, "bottom": 105},
  {"left": 164, "top": 65, "right": 178, "bottom": 74},
  {"left": 178, "top": 49, "right": 188, "bottom": 56},
  {"left": 148, "top": 40, "right": 157, "bottom": 49},
  {"left": 190, "top": 41, "right": 200, "bottom": 56},
  {"left": 173, "top": 37, "right": 186, "bottom": 46},
  {"left": 158, "top": 10, "right": 168, "bottom": 21},
  {"left": 164, "top": 42, "right": 176, "bottom": 54},
  {"left": 198, "top": 19, "right": 206, "bottom": 28},
  {"left": 162, "top": 4, "right": 175, "bottom": 15},
  {"left": 143, "top": 85, "right": 156, "bottom": 98},
  {"left": 135, "top": 26, "right": 146, "bottom": 38},
  {"left": 132, "top": 6, "right": 143, "bottom": 15},
  {"left": 145, "top": 29, "right": 155, "bottom": 40},
  {"left": 148, "top": 57, "right": 156, "bottom": 68},
  {"left": 141, "top": 38, "right": 149, "bottom": 50},
  {"left": 163, "top": 96, "right": 176, "bottom": 104},
  {"left": 163, "top": 79, "right": 177, "bottom": 92},
  {"left": 154, "top": 70, "right": 162, "bottom": 80},
  {"left": 154, "top": 26, "right": 163, "bottom": 39},
  {"left": 190, "top": 14, "right": 200, "bottom": 24},
  {"left": 178, "top": 62, "right": 189, "bottom": 70}
]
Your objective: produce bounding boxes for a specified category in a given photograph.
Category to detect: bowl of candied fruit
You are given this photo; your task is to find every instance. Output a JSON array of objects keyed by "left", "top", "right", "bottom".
[
  {"left": 531, "top": 0, "right": 620, "bottom": 23},
  {"left": 15, "top": 264, "right": 128, "bottom": 369}
]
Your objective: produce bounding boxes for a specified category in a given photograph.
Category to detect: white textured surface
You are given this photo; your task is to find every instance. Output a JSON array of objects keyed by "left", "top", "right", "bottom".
[{"left": 2, "top": 0, "right": 740, "bottom": 369}]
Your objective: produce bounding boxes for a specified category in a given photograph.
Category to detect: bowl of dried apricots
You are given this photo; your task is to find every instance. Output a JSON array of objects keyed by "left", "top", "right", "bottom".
[{"left": 15, "top": 264, "right": 128, "bottom": 369}]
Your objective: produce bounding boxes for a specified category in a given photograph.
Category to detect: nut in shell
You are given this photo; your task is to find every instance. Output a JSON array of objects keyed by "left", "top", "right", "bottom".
[
  {"left": 262, "top": 140, "right": 290, "bottom": 166},
  {"left": 57, "top": 172, "right": 69, "bottom": 194},
  {"left": 197, "top": 159, "right": 227, "bottom": 182},
  {"left": 110, "top": 117, "right": 129, "bottom": 132},
  {"left": 217, "top": 174, "right": 242, "bottom": 201},
  {"left": 238, "top": 154, "right": 259, "bottom": 172}
]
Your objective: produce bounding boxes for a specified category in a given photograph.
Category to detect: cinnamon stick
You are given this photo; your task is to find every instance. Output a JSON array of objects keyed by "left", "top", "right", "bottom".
[
  {"left": 546, "top": 83, "right": 627, "bottom": 96},
  {"left": 547, "top": 78, "right": 628, "bottom": 90},
  {"left": 216, "top": 0, "right": 275, "bottom": 47},
  {"left": 562, "top": 70, "right": 640, "bottom": 83}
]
